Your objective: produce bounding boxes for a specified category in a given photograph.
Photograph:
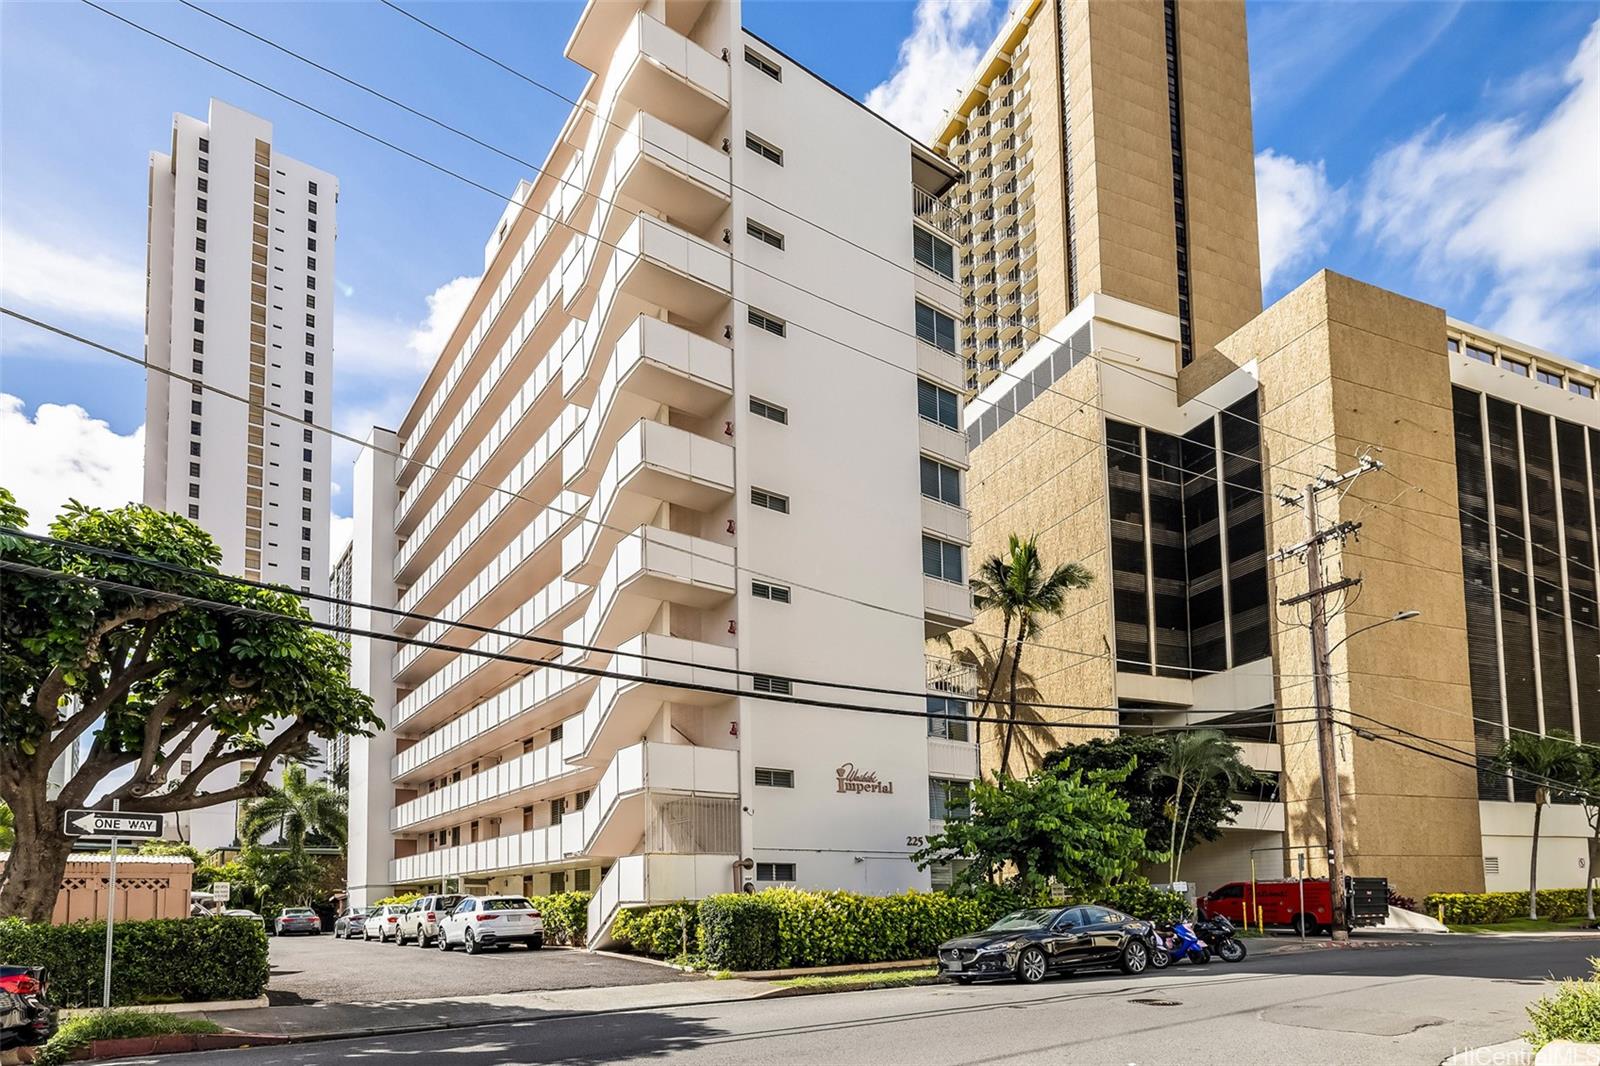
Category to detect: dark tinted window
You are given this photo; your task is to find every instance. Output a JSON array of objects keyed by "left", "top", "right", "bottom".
[{"left": 484, "top": 898, "right": 534, "bottom": 911}]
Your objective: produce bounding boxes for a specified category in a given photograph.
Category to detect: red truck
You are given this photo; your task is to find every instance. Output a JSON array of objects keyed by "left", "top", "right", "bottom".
[{"left": 1198, "top": 877, "right": 1388, "bottom": 934}]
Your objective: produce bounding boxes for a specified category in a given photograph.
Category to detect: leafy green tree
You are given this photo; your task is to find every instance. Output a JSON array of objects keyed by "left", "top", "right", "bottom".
[
  {"left": 1495, "top": 731, "right": 1583, "bottom": 919},
  {"left": 136, "top": 840, "right": 206, "bottom": 864},
  {"left": 1153, "top": 730, "right": 1255, "bottom": 884},
  {"left": 1044, "top": 734, "right": 1245, "bottom": 861},
  {"left": 0, "top": 802, "right": 13, "bottom": 851},
  {"left": 968, "top": 534, "right": 1092, "bottom": 778},
  {"left": 0, "top": 489, "right": 379, "bottom": 921},
  {"left": 240, "top": 762, "right": 347, "bottom": 861},
  {"left": 1566, "top": 742, "right": 1600, "bottom": 921},
  {"left": 912, "top": 757, "right": 1155, "bottom": 897}
]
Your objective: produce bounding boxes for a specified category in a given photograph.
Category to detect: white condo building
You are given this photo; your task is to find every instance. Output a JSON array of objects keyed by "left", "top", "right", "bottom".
[
  {"left": 143, "top": 99, "right": 338, "bottom": 851},
  {"left": 345, "top": 0, "right": 979, "bottom": 943}
]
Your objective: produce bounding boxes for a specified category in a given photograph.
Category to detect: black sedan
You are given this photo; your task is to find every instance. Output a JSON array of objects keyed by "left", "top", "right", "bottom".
[{"left": 936, "top": 905, "right": 1157, "bottom": 984}]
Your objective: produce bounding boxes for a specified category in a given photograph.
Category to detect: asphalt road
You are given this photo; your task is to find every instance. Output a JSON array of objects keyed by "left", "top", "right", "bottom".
[
  {"left": 264, "top": 929, "right": 682, "bottom": 1003},
  {"left": 118, "top": 934, "right": 1590, "bottom": 1065}
]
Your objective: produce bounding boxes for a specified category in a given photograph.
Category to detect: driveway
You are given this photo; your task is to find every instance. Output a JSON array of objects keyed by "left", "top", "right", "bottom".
[{"left": 266, "top": 931, "right": 689, "bottom": 1004}]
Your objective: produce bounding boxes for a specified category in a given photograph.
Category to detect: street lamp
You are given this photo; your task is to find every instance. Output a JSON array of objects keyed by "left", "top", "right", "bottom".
[{"left": 1326, "top": 610, "right": 1421, "bottom": 655}]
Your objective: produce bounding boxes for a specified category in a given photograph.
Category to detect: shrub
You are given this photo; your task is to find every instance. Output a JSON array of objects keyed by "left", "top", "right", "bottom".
[
  {"left": 372, "top": 891, "right": 423, "bottom": 907},
  {"left": 698, "top": 894, "right": 782, "bottom": 971},
  {"left": 33, "top": 1009, "right": 222, "bottom": 1066},
  {"left": 527, "top": 892, "right": 591, "bottom": 946},
  {"left": 1526, "top": 958, "right": 1600, "bottom": 1050},
  {"left": 696, "top": 889, "right": 993, "bottom": 971},
  {"left": 1093, "top": 881, "right": 1189, "bottom": 924},
  {"left": 1386, "top": 888, "right": 1419, "bottom": 913},
  {"left": 1423, "top": 889, "right": 1590, "bottom": 925},
  {"left": 0, "top": 916, "right": 269, "bottom": 1008},
  {"left": 611, "top": 903, "right": 698, "bottom": 959}
]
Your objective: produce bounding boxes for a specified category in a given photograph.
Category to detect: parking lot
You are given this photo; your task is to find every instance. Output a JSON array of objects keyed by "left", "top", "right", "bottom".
[{"left": 266, "top": 930, "right": 693, "bottom": 1004}]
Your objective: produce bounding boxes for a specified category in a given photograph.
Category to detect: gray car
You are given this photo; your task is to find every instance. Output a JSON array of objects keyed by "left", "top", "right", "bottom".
[
  {"left": 273, "top": 907, "right": 321, "bottom": 936},
  {"left": 333, "top": 909, "right": 369, "bottom": 940}
]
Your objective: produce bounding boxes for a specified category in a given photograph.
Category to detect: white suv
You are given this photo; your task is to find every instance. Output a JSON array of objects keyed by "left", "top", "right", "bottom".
[{"left": 437, "top": 896, "right": 545, "bottom": 954}]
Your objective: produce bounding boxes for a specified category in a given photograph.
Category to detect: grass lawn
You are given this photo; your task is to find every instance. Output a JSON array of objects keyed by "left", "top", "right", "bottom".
[
  {"left": 773, "top": 967, "right": 939, "bottom": 993},
  {"left": 1447, "top": 917, "right": 1596, "bottom": 934}
]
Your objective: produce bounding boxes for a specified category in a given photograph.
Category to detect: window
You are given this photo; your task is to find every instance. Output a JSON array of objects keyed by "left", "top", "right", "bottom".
[
  {"left": 301, "top": 547, "right": 312, "bottom": 561},
  {"left": 189, "top": 462, "right": 201, "bottom": 477},
  {"left": 302, "top": 487, "right": 312, "bottom": 502},
  {"left": 193, "top": 339, "right": 204, "bottom": 354},
  {"left": 193, "top": 298, "right": 205, "bottom": 313},
  {"left": 308, "top": 237, "right": 317, "bottom": 251},
  {"left": 308, "top": 199, "right": 318, "bottom": 214},
  {"left": 920, "top": 456, "right": 962, "bottom": 506},
  {"left": 308, "top": 180, "right": 318, "bottom": 195},
  {"left": 195, "top": 217, "right": 206, "bottom": 233},
  {"left": 748, "top": 307, "right": 786, "bottom": 337},
  {"left": 305, "top": 313, "right": 315, "bottom": 328},
  {"left": 755, "top": 862, "right": 796, "bottom": 882},
  {"left": 303, "top": 428, "right": 314, "bottom": 442},
  {"left": 752, "top": 580, "right": 791, "bottom": 603},
  {"left": 302, "top": 467, "right": 312, "bottom": 482},
  {"left": 926, "top": 695, "right": 969, "bottom": 741},
  {"left": 744, "top": 47, "right": 781, "bottom": 80},
  {"left": 301, "top": 566, "right": 312, "bottom": 580},
  {"left": 751, "top": 487, "right": 789, "bottom": 513},
  {"left": 197, "top": 157, "right": 208, "bottom": 174},
  {"left": 196, "top": 197, "right": 207, "bottom": 213},
  {"left": 929, "top": 777, "right": 971, "bottom": 821},
  {"left": 305, "top": 371, "right": 315, "bottom": 385},
  {"left": 187, "top": 483, "right": 200, "bottom": 499},
  {"left": 301, "top": 507, "right": 311, "bottom": 521},
  {"left": 187, "top": 504, "right": 199, "bottom": 519},
  {"left": 305, "top": 352, "right": 315, "bottom": 366},
  {"left": 195, "top": 257, "right": 205, "bottom": 272},
  {"left": 752, "top": 674, "right": 792, "bottom": 695},
  {"left": 922, "top": 535, "right": 963, "bottom": 583},
  {"left": 915, "top": 302, "right": 957, "bottom": 352},
  {"left": 308, "top": 219, "right": 317, "bottom": 233},
  {"left": 573, "top": 869, "right": 592, "bottom": 892},
  {"left": 1446, "top": 337, "right": 1460, "bottom": 353},
  {"left": 913, "top": 227, "right": 955, "bottom": 280},
  {"left": 548, "top": 871, "right": 567, "bottom": 893},
  {"left": 1538, "top": 368, "right": 1564, "bottom": 387},
  {"left": 307, "top": 256, "right": 317, "bottom": 270},
  {"left": 754, "top": 767, "right": 794, "bottom": 788},
  {"left": 190, "top": 420, "right": 202, "bottom": 435},
  {"left": 550, "top": 722, "right": 564, "bottom": 743},
  {"left": 745, "top": 132, "right": 783, "bottom": 165},
  {"left": 190, "top": 400, "right": 202, "bottom": 415},
  {"left": 1572, "top": 381, "right": 1595, "bottom": 398},
  {"left": 197, "top": 176, "right": 208, "bottom": 193},
  {"left": 194, "top": 278, "right": 205, "bottom": 293},
  {"left": 307, "top": 276, "right": 316, "bottom": 290},
  {"left": 549, "top": 797, "right": 566, "bottom": 825},
  {"left": 190, "top": 442, "right": 201, "bottom": 457},
  {"left": 193, "top": 318, "right": 204, "bottom": 333},
  {"left": 746, "top": 219, "right": 784, "bottom": 249},
  {"left": 195, "top": 237, "right": 206, "bottom": 252},
  {"left": 306, "top": 295, "right": 316, "bottom": 309},
  {"left": 198, "top": 137, "right": 209, "bottom": 152},
  {"left": 749, "top": 396, "right": 787, "bottom": 424},
  {"left": 1504, "top": 358, "right": 1529, "bottom": 377},
  {"left": 917, "top": 380, "right": 959, "bottom": 429},
  {"left": 305, "top": 333, "right": 315, "bottom": 346},
  {"left": 1464, "top": 344, "right": 1494, "bottom": 364}
]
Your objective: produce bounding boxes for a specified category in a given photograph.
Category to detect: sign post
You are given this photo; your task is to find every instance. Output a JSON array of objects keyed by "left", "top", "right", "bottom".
[{"left": 62, "top": 805, "right": 164, "bottom": 1008}]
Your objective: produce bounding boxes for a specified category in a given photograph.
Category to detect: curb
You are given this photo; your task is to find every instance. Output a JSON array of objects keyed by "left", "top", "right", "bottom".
[
  {"left": 763, "top": 974, "right": 942, "bottom": 999},
  {"left": 59, "top": 997, "right": 270, "bottom": 1022},
  {"left": 734, "top": 959, "right": 936, "bottom": 980}
]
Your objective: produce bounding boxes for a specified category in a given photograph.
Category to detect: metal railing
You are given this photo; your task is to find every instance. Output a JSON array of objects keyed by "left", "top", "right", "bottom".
[
  {"left": 926, "top": 655, "right": 979, "bottom": 697},
  {"left": 913, "top": 187, "right": 959, "bottom": 238}
]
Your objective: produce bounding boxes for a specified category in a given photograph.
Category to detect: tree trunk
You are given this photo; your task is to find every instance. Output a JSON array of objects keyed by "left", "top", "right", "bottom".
[
  {"left": 0, "top": 790, "right": 74, "bottom": 922},
  {"left": 999, "top": 633, "right": 1028, "bottom": 779},
  {"left": 1174, "top": 782, "right": 1205, "bottom": 883},
  {"left": 1530, "top": 792, "right": 1545, "bottom": 920},
  {"left": 975, "top": 617, "right": 1012, "bottom": 781},
  {"left": 1166, "top": 772, "right": 1186, "bottom": 885},
  {"left": 1588, "top": 836, "right": 1597, "bottom": 922}
]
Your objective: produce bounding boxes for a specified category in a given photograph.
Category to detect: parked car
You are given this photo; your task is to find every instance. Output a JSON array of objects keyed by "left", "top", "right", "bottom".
[
  {"left": 437, "top": 896, "right": 544, "bottom": 954},
  {"left": 396, "top": 894, "right": 464, "bottom": 948},
  {"left": 365, "top": 904, "right": 408, "bottom": 942},
  {"left": 222, "top": 909, "right": 269, "bottom": 933},
  {"left": 334, "top": 909, "right": 370, "bottom": 940},
  {"left": 273, "top": 907, "right": 322, "bottom": 936},
  {"left": 936, "top": 905, "right": 1156, "bottom": 984},
  {"left": 0, "top": 965, "right": 54, "bottom": 1052},
  {"left": 1198, "top": 877, "right": 1390, "bottom": 935}
]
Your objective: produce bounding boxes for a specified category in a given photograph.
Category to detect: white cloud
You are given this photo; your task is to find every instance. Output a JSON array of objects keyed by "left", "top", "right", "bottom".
[
  {"left": 864, "top": 0, "right": 1005, "bottom": 140},
  {"left": 0, "top": 227, "right": 144, "bottom": 327},
  {"left": 1255, "top": 149, "right": 1346, "bottom": 291},
  {"left": 0, "top": 394, "right": 143, "bottom": 528},
  {"left": 1358, "top": 18, "right": 1600, "bottom": 354},
  {"left": 405, "top": 275, "right": 479, "bottom": 370},
  {"left": 329, "top": 514, "right": 354, "bottom": 561}
]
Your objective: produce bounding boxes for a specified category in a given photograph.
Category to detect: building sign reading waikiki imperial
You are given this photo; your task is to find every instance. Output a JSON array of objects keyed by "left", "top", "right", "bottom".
[{"left": 836, "top": 763, "right": 894, "bottom": 795}]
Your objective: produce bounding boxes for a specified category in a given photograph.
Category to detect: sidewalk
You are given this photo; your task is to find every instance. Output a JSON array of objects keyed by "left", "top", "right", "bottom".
[{"left": 175, "top": 980, "right": 778, "bottom": 1043}]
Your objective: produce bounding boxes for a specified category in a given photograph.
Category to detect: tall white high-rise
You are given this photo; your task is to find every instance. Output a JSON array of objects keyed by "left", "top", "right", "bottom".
[
  {"left": 144, "top": 98, "right": 336, "bottom": 610},
  {"left": 143, "top": 99, "right": 337, "bottom": 853}
]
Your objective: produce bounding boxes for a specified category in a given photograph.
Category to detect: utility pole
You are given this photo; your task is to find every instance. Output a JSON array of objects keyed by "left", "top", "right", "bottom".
[{"left": 1271, "top": 455, "right": 1381, "bottom": 943}]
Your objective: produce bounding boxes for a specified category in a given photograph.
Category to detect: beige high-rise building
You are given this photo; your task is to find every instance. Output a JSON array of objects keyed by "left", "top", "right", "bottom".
[{"left": 935, "top": 0, "right": 1261, "bottom": 393}]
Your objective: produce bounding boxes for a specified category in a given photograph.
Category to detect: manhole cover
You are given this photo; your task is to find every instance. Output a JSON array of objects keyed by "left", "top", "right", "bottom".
[{"left": 1131, "top": 998, "right": 1181, "bottom": 1007}]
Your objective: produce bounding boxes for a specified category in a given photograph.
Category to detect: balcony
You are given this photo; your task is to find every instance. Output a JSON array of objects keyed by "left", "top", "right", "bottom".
[
  {"left": 389, "top": 737, "right": 592, "bottom": 834},
  {"left": 913, "top": 187, "right": 958, "bottom": 239},
  {"left": 564, "top": 526, "right": 736, "bottom": 662},
  {"left": 928, "top": 737, "right": 980, "bottom": 780},
  {"left": 564, "top": 419, "right": 735, "bottom": 584},
  {"left": 568, "top": 9, "right": 727, "bottom": 134},
  {"left": 921, "top": 496, "right": 971, "bottom": 547},
  {"left": 924, "top": 575, "right": 974, "bottom": 635},
  {"left": 916, "top": 341, "right": 964, "bottom": 393},
  {"left": 563, "top": 633, "right": 737, "bottom": 768},
  {"left": 559, "top": 741, "right": 740, "bottom": 862},
  {"left": 926, "top": 654, "right": 978, "bottom": 697},
  {"left": 563, "top": 317, "right": 733, "bottom": 495},
  {"left": 562, "top": 214, "right": 732, "bottom": 407},
  {"left": 918, "top": 417, "right": 970, "bottom": 471}
]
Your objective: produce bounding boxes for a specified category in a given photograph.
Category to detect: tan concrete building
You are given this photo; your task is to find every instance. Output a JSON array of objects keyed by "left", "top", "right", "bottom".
[
  {"left": 943, "top": 1, "right": 1598, "bottom": 902},
  {"left": 934, "top": 0, "right": 1261, "bottom": 393}
]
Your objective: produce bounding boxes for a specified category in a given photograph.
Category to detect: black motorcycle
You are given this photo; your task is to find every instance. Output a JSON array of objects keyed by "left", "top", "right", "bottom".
[
  {"left": 1194, "top": 914, "right": 1247, "bottom": 963},
  {"left": 0, "top": 965, "right": 55, "bottom": 1051}
]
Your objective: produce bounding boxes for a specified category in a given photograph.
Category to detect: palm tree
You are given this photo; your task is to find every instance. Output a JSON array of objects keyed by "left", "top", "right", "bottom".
[
  {"left": 968, "top": 533, "right": 1093, "bottom": 778},
  {"left": 240, "top": 762, "right": 348, "bottom": 862},
  {"left": 1494, "top": 731, "right": 1582, "bottom": 919},
  {"left": 934, "top": 633, "right": 1045, "bottom": 769},
  {"left": 1154, "top": 729, "right": 1255, "bottom": 884}
]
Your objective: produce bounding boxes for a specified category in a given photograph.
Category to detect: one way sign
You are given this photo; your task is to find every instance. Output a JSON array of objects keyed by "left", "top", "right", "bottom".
[{"left": 62, "top": 809, "right": 164, "bottom": 840}]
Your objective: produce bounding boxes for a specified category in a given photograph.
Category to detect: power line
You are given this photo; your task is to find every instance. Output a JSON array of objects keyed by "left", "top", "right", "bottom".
[
  {"left": 5, "top": 526, "right": 1315, "bottom": 720},
  {"left": 0, "top": 556, "right": 1322, "bottom": 738}
]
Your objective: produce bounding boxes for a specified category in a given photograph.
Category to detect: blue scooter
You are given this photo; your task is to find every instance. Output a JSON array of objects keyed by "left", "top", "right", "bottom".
[{"left": 1152, "top": 919, "right": 1211, "bottom": 967}]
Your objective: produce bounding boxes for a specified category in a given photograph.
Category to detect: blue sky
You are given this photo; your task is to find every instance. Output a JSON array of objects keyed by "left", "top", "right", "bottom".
[{"left": 1, "top": 0, "right": 1596, "bottom": 539}]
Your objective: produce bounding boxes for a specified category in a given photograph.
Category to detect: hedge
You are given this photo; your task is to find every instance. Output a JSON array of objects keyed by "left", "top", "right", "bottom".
[
  {"left": 698, "top": 894, "right": 783, "bottom": 971},
  {"left": 1091, "top": 882, "right": 1189, "bottom": 924},
  {"left": 0, "top": 917, "right": 269, "bottom": 1008},
  {"left": 528, "top": 891, "right": 591, "bottom": 946},
  {"left": 1526, "top": 959, "right": 1600, "bottom": 1050},
  {"left": 33, "top": 1010, "right": 222, "bottom": 1066},
  {"left": 372, "top": 891, "right": 423, "bottom": 907},
  {"left": 611, "top": 903, "right": 698, "bottom": 959},
  {"left": 1424, "top": 889, "right": 1591, "bottom": 925}
]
